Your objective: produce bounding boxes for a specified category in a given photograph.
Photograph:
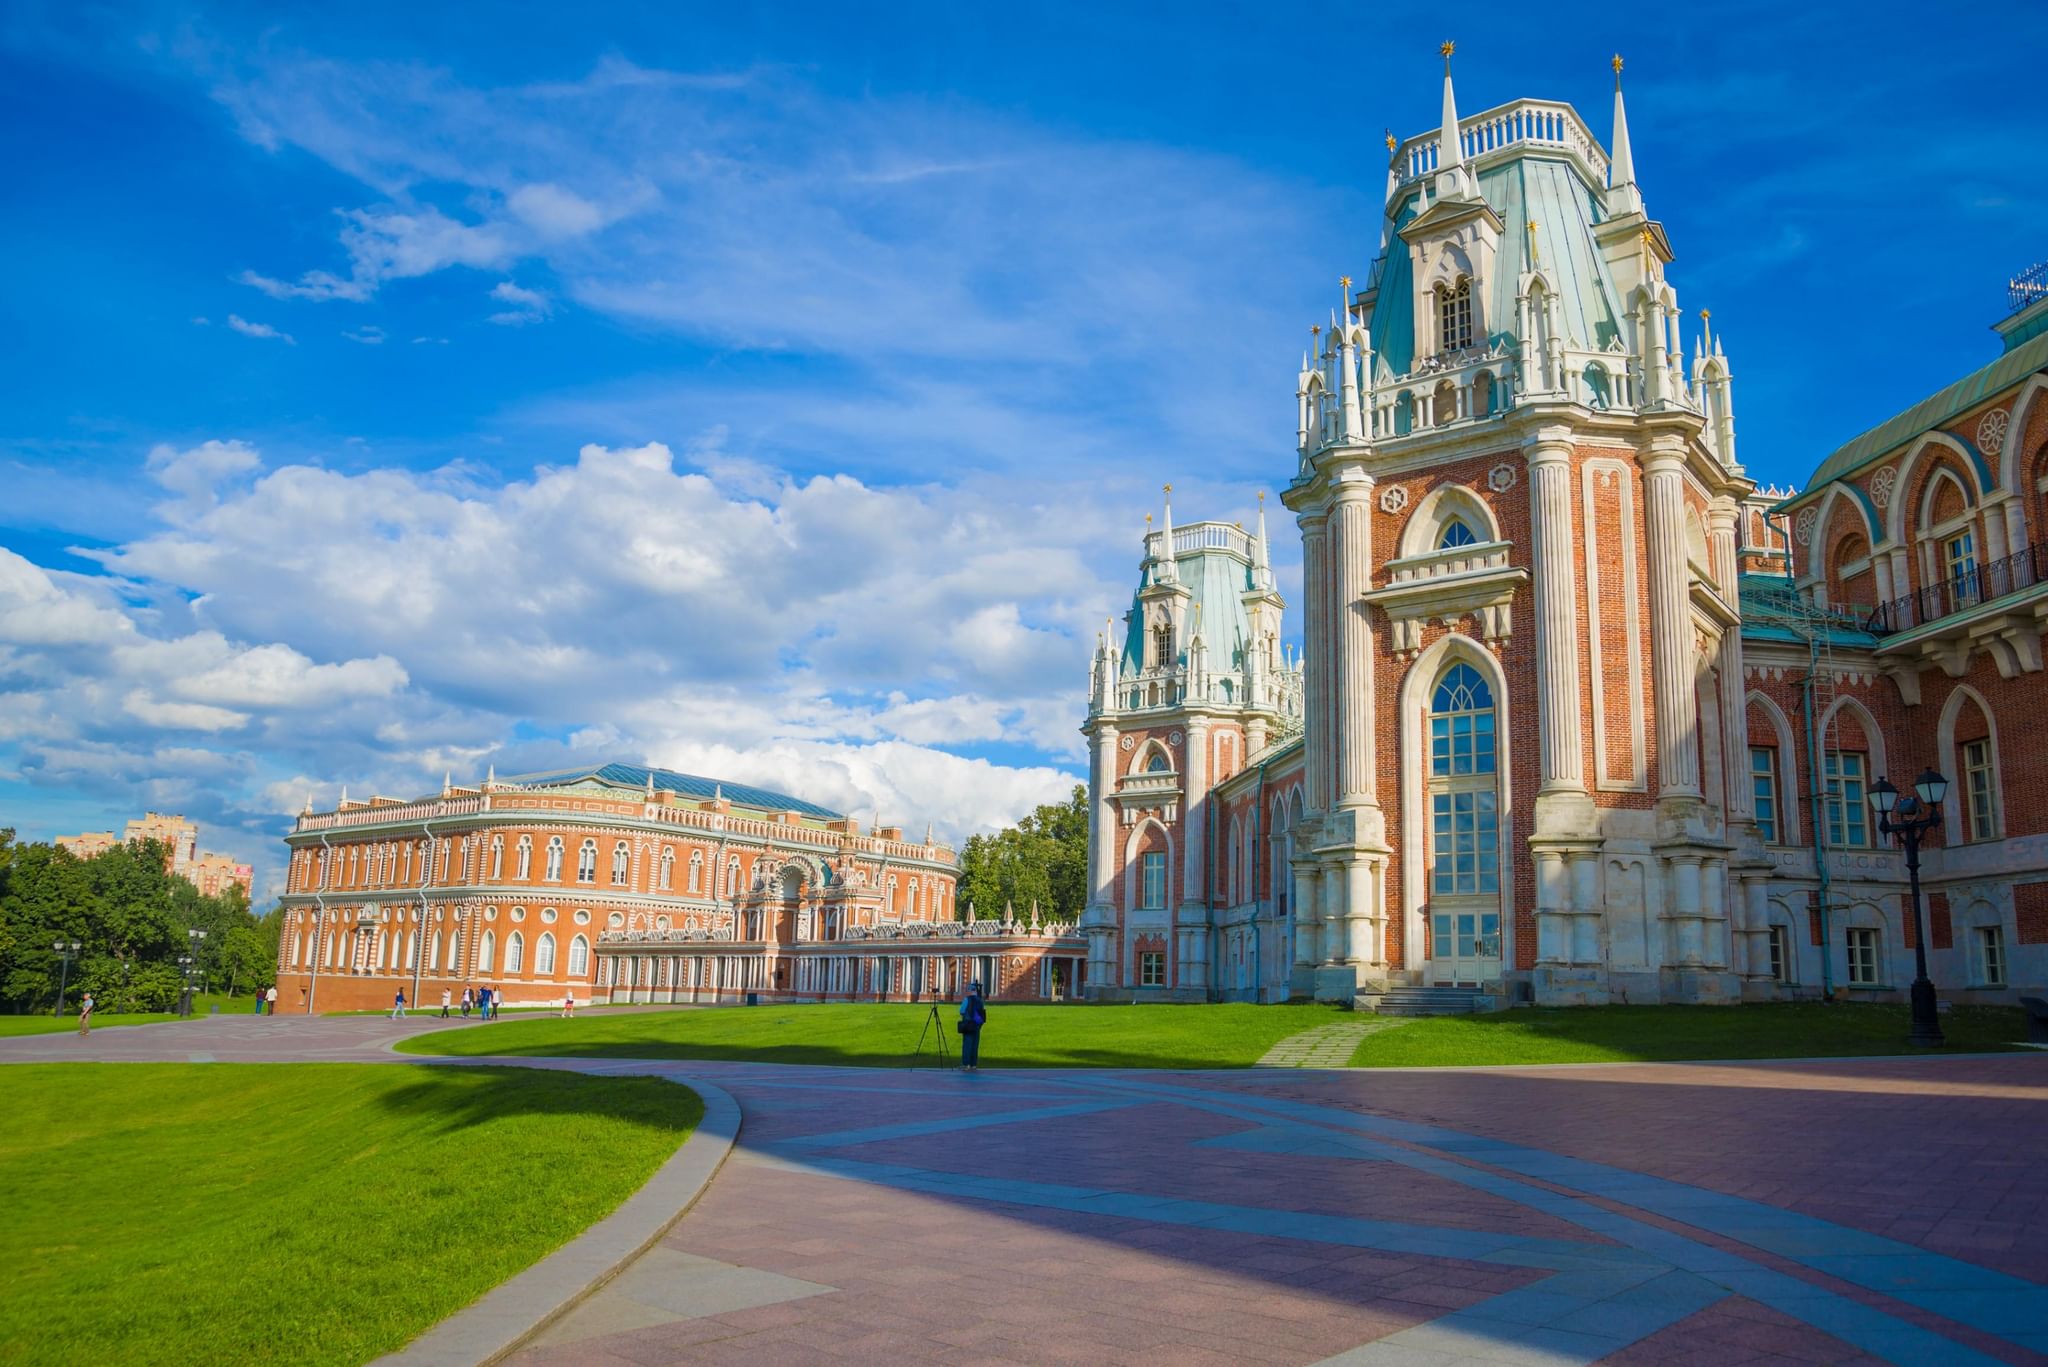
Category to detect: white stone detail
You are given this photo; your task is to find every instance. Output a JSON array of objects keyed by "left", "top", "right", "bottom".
[
  {"left": 1379, "top": 484, "right": 1409, "bottom": 513},
  {"left": 1793, "top": 508, "right": 1817, "bottom": 545},
  {"left": 1488, "top": 462, "right": 1519, "bottom": 492},
  {"left": 1869, "top": 465, "right": 1896, "bottom": 508},
  {"left": 1168, "top": 730, "right": 1184, "bottom": 748},
  {"left": 1978, "top": 408, "right": 2010, "bottom": 457},
  {"left": 1119, "top": 735, "right": 1134, "bottom": 752}
]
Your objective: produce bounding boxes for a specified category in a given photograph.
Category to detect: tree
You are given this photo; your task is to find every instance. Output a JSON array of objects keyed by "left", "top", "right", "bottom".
[
  {"left": 220, "top": 924, "right": 274, "bottom": 997},
  {"left": 957, "top": 785, "right": 1089, "bottom": 921}
]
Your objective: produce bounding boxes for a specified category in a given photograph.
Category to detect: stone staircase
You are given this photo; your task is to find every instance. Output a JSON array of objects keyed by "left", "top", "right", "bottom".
[{"left": 1364, "top": 986, "right": 1490, "bottom": 1017}]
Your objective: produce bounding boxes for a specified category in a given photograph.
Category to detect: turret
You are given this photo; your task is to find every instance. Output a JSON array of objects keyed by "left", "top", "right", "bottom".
[{"left": 1606, "top": 55, "right": 1644, "bottom": 217}]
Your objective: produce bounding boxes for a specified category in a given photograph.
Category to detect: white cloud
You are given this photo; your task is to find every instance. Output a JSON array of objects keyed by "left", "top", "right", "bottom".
[
  {"left": 226, "top": 314, "right": 295, "bottom": 344},
  {"left": 342, "top": 325, "right": 385, "bottom": 344},
  {"left": 123, "top": 690, "right": 249, "bottom": 732},
  {"left": 487, "top": 279, "right": 550, "bottom": 325}
]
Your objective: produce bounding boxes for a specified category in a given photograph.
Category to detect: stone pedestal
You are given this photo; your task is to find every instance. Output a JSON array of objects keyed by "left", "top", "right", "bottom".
[
  {"left": 1533, "top": 964, "right": 1610, "bottom": 1007},
  {"left": 1313, "top": 964, "right": 1362, "bottom": 1001},
  {"left": 1662, "top": 967, "right": 1742, "bottom": 1004}
]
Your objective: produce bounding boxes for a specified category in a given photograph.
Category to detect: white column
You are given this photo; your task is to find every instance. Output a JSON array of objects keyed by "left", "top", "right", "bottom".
[
  {"left": 1181, "top": 717, "right": 1210, "bottom": 907},
  {"left": 1292, "top": 863, "right": 1320, "bottom": 970},
  {"left": 1086, "top": 724, "right": 1119, "bottom": 905},
  {"left": 1331, "top": 473, "right": 1377, "bottom": 806},
  {"left": 1569, "top": 854, "right": 1601, "bottom": 963},
  {"left": 1644, "top": 448, "right": 1702, "bottom": 796},
  {"left": 1528, "top": 440, "right": 1584, "bottom": 792},
  {"left": 1534, "top": 850, "right": 1569, "bottom": 964},
  {"left": 1709, "top": 501, "right": 1751, "bottom": 823},
  {"left": 1320, "top": 860, "right": 1345, "bottom": 967},
  {"left": 1300, "top": 514, "right": 1332, "bottom": 810}
]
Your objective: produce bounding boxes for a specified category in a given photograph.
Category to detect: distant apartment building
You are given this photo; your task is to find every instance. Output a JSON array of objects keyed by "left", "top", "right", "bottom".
[{"left": 55, "top": 810, "right": 254, "bottom": 899}]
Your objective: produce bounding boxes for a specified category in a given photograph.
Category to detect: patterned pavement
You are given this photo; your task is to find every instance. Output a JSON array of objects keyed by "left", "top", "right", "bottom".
[{"left": 7, "top": 1016, "right": 2047, "bottom": 1365}]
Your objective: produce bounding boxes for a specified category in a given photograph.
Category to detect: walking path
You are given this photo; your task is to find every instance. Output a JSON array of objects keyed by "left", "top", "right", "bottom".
[
  {"left": 7, "top": 1017, "right": 2047, "bottom": 1365},
  {"left": 1256, "top": 1013, "right": 1413, "bottom": 1067}
]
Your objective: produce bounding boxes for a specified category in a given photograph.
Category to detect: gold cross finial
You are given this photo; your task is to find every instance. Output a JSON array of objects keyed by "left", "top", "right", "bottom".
[{"left": 1441, "top": 40, "right": 1455, "bottom": 63}]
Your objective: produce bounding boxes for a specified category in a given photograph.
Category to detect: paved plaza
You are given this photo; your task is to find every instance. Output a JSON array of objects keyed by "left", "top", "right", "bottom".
[{"left": 7, "top": 1016, "right": 2046, "bottom": 1365}]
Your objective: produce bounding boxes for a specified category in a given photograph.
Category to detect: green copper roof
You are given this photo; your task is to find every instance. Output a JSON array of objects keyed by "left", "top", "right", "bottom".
[
  {"left": 1791, "top": 329, "right": 2048, "bottom": 499},
  {"left": 1120, "top": 539, "right": 1257, "bottom": 685},
  {"left": 505, "top": 762, "right": 843, "bottom": 820},
  {"left": 1371, "top": 154, "right": 1622, "bottom": 379}
]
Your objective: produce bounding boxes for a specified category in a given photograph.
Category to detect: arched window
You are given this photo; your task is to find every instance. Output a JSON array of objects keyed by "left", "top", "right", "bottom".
[
  {"left": 490, "top": 837, "right": 503, "bottom": 880},
  {"left": 688, "top": 851, "right": 702, "bottom": 892},
  {"left": 660, "top": 848, "right": 675, "bottom": 891},
  {"left": 544, "top": 837, "right": 564, "bottom": 882},
  {"left": 516, "top": 837, "right": 532, "bottom": 880},
  {"left": 568, "top": 935, "right": 590, "bottom": 976},
  {"left": 405, "top": 930, "right": 417, "bottom": 969},
  {"left": 577, "top": 839, "right": 598, "bottom": 883},
  {"left": 1583, "top": 363, "right": 1612, "bottom": 410},
  {"left": 1438, "top": 277, "right": 1473, "bottom": 352},
  {"left": 1146, "top": 751, "right": 1171, "bottom": 773},
  {"left": 1474, "top": 369, "right": 1497, "bottom": 418},
  {"left": 478, "top": 930, "right": 496, "bottom": 973},
  {"left": 428, "top": 931, "right": 442, "bottom": 971},
  {"left": 1428, "top": 661, "right": 1501, "bottom": 981},
  {"left": 506, "top": 931, "right": 525, "bottom": 974},
  {"left": 1432, "top": 378, "right": 1457, "bottom": 428},
  {"left": 611, "top": 841, "right": 629, "bottom": 885},
  {"left": 908, "top": 878, "right": 920, "bottom": 915},
  {"left": 535, "top": 932, "right": 557, "bottom": 975},
  {"left": 726, "top": 857, "right": 741, "bottom": 895},
  {"left": 1438, "top": 519, "right": 1479, "bottom": 550}
]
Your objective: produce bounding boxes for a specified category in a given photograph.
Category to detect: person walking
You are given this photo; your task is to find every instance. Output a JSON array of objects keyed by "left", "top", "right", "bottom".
[
  {"left": 253, "top": 985, "right": 264, "bottom": 1014},
  {"left": 957, "top": 980, "right": 987, "bottom": 1071},
  {"left": 477, "top": 985, "right": 491, "bottom": 1020},
  {"left": 78, "top": 990, "right": 95, "bottom": 1036},
  {"left": 440, "top": 988, "right": 451, "bottom": 1019},
  {"left": 562, "top": 991, "right": 575, "bottom": 1018},
  {"left": 460, "top": 986, "right": 473, "bottom": 1017},
  {"left": 265, "top": 985, "right": 278, "bottom": 1016},
  {"left": 390, "top": 989, "right": 407, "bottom": 1020}
]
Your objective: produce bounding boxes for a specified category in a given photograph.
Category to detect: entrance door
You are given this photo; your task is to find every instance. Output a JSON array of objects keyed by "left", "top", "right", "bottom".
[{"left": 1430, "top": 908, "right": 1501, "bottom": 986}]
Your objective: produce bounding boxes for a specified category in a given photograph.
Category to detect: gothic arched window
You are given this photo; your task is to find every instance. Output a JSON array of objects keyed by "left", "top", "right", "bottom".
[
  {"left": 544, "top": 837, "right": 564, "bottom": 882},
  {"left": 515, "top": 836, "right": 532, "bottom": 880},
  {"left": 1438, "top": 277, "right": 1473, "bottom": 352},
  {"left": 1428, "top": 661, "right": 1502, "bottom": 980},
  {"left": 490, "top": 837, "right": 504, "bottom": 881},
  {"left": 611, "top": 841, "right": 630, "bottom": 885},
  {"left": 576, "top": 838, "right": 597, "bottom": 884},
  {"left": 1438, "top": 519, "right": 1479, "bottom": 550}
]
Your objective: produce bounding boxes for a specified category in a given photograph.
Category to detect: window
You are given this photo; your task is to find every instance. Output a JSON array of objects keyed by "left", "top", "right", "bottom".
[
  {"left": 1438, "top": 519, "right": 1478, "bottom": 549},
  {"left": 516, "top": 837, "right": 532, "bottom": 880},
  {"left": 544, "top": 837, "right": 563, "bottom": 881},
  {"left": 428, "top": 931, "right": 442, "bottom": 971},
  {"left": 1139, "top": 951, "right": 1166, "bottom": 987},
  {"left": 577, "top": 839, "right": 597, "bottom": 883},
  {"left": 660, "top": 849, "right": 675, "bottom": 891},
  {"left": 568, "top": 935, "right": 590, "bottom": 976},
  {"left": 1974, "top": 925, "right": 2006, "bottom": 987},
  {"left": 1823, "top": 752, "right": 1869, "bottom": 848},
  {"left": 1141, "top": 852, "right": 1167, "bottom": 909},
  {"left": 726, "top": 857, "right": 740, "bottom": 895},
  {"left": 535, "top": 932, "right": 557, "bottom": 975},
  {"left": 1151, "top": 624, "right": 1173, "bottom": 669},
  {"left": 506, "top": 931, "right": 524, "bottom": 974},
  {"left": 1750, "top": 748, "right": 1781, "bottom": 843},
  {"left": 1945, "top": 528, "right": 1978, "bottom": 603},
  {"left": 1146, "top": 751, "right": 1171, "bottom": 773},
  {"left": 1430, "top": 665, "right": 1497, "bottom": 777},
  {"left": 490, "top": 837, "right": 504, "bottom": 880},
  {"left": 1431, "top": 792, "right": 1500, "bottom": 896},
  {"left": 1963, "top": 738, "right": 1996, "bottom": 841},
  {"left": 1846, "top": 927, "right": 1880, "bottom": 986},
  {"left": 1767, "top": 925, "right": 1791, "bottom": 983},
  {"left": 611, "top": 841, "right": 629, "bottom": 885},
  {"left": 687, "top": 851, "right": 701, "bottom": 892},
  {"left": 1438, "top": 277, "right": 1472, "bottom": 352},
  {"left": 478, "top": 930, "right": 495, "bottom": 973},
  {"left": 1427, "top": 661, "right": 1502, "bottom": 967}
]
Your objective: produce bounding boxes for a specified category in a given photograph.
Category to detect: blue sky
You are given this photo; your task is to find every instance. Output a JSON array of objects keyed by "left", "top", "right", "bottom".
[{"left": 3, "top": 1, "right": 2044, "bottom": 897}]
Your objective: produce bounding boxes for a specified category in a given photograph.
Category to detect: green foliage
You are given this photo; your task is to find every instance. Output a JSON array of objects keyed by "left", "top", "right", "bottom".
[
  {"left": 0, "top": 1064, "right": 701, "bottom": 1367},
  {"left": 0, "top": 833, "right": 270, "bottom": 1014},
  {"left": 957, "top": 783, "right": 1088, "bottom": 921}
]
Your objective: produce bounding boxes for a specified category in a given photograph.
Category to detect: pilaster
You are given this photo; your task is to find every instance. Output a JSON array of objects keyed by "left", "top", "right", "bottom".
[{"left": 1643, "top": 444, "right": 1702, "bottom": 799}]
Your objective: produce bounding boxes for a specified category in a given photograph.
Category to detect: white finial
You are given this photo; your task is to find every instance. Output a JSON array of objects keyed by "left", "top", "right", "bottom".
[
  {"left": 302, "top": 790, "right": 315, "bottom": 816},
  {"left": 442, "top": 770, "right": 452, "bottom": 797},
  {"left": 339, "top": 784, "right": 349, "bottom": 806},
  {"left": 1253, "top": 492, "right": 1271, "bottom": 573},
  {"left": 713, "top": 782, "right": 723, "bottom": 802},
  {"left": 1438, "top": 41, "right": 1463, "bottom": 172},
  {"left": 1608, "top": 54, "right": 1643, "bottom": 214}
]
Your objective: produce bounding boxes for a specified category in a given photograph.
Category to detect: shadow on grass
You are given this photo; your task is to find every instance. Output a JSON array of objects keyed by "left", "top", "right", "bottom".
[{"left": 366, "top": 1064, "right": 704, "bottom": 1137}]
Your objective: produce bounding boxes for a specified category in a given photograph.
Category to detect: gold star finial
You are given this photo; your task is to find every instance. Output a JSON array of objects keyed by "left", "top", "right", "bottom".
[
  {"left": 1441, "top": 40, "right": 1455, "bottom": 64},
  {"left": 1311, "top": 323, "right": 1322, "bottom": 336},
  {"left": 1257, "top": 490, "right": 1266, "bottom": 505},
  {"left": 1163, "top": 483, "right": 1172, "bottom": 496},
  {"left": 1384, "top": 128, "right": 1396, "bottom": 153},
  {"left": 1700, "top": 308, "right": 1711, "bottom": 320},
  {"left": 1340, "top": 275, "right": 1352, "bottom": 291},
  {"left": 1612, "top": 53, "right": 1624, "bottom": 76}
]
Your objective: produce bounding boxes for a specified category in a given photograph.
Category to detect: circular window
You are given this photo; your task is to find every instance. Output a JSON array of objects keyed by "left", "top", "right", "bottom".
[
  {"left": 607, "top": 912, "right": 624, "bottom": 929},
  {"left": 509, "top": 906, "right": 526, "bottom": 923},
  {"left": 541, "top": 907, "right": 558, "bottom": 924},
  {"left": 574, "top": 909, "right": 591, "bottom": 926},
  {"left": 656, "top": 916, "right": 670, "bottom": 933},
  {"left": 485, "top": 906, "right": 498, "bottom": 922}
]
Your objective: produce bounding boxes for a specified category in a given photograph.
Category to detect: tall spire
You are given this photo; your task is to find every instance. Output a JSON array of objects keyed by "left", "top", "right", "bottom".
[
  {"left": 1157, "top": 483, "right": 1178, "bottom": 582},
  {"left": 1253, "top": 492, "right": 1272, "bottom": 573},
  {"left": 1608, "top": 54, "right": 1643, "bottom": 215},
  {"left": 1438, "top": 42, "right": 1462, "bottom": 170}
]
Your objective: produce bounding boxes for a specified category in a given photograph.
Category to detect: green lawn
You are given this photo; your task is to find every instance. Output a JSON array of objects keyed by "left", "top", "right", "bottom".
[
  {"left": 0, "top": 1063, "right": 701, "bottom": 1367},
  {"left": 0, "top": 993, "right": 251, "bottom": 1036},
  {"left": 400, "top": 1001, "right": 1350, "bottom": 1069},
  {"left": 1351, "top": 1002, "right": 2032, "bottom": 1067}
]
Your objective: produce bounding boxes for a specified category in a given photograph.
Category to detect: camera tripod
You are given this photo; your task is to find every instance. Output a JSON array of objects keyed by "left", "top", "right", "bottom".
[{"left": 910, "top": 1000, "right": 954, "bottom": 1069}]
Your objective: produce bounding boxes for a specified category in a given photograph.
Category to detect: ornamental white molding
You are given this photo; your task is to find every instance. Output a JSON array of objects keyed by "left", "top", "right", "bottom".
[
  {"left": 1379, "top": 484, "right": 1410, "bottom": 514},
  {"left": 1978, "top": 408, "right": 2010, "bottom": 457},
  {"left": 1794, "top": 508, "right": 1817, "bottom": 545},
  {"left": 1869, "top": 465, "right": 1896, "bottom": 509},
  {"left": 1168, "top": 730, "right": 1185, "bottom": 747},
  {"left": 1360, "top": 539, "right": 1529, "bottom": 657},
  {"left": 1488, "top": 462, "right": 1519, "bottom": 493},
  {"left": 1119, "top": 735, "right": 1134, "bottom": 752}
]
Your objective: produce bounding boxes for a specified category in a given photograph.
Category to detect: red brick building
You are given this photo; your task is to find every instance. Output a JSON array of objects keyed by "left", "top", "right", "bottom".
[
  {"left": 275, "top": 763, "right": 1082, "bottom": 1013},
  {"left": 1080, "top": 60, "right": 2048, "bottom": 1007}
]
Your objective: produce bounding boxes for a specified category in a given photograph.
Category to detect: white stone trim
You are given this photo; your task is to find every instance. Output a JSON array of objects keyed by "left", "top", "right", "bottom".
[{"left": 1936, "top": 683, "right": 2003, "bottom": 846}]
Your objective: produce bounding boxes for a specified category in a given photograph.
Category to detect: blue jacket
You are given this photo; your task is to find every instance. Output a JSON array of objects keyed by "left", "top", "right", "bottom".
[{"left": 958, "top": 993, "right": 987, "bottom": 1029}]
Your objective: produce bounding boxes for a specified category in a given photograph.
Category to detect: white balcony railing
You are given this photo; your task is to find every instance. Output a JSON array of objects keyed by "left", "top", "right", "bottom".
[{"left": 1396, "top": 98, "right": 1610, "bottom": 188}]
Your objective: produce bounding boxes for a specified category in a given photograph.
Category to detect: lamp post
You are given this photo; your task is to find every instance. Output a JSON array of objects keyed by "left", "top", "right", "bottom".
[
  {"left": 1869, "top": 768, "right": 1949, "bottom": 1049},
  {"left": 180, "top": 927, "right": 208, "bottom": 1017},
  {"left": 51, "top": 940, "right": 81, "bottom": 1016}
]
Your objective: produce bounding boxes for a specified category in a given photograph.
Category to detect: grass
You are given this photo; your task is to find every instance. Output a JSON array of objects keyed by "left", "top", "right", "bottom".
[
  {"left": 399, "top": 1001, "right": 1351, "bottom": 1069},
  {"left": 0, "top": 1063, "right": 701, "bottom": 1367},
  {"left": 0, "top": 993, "right": 249, "bottom": 1036},
  {"left": 1351, "top": 1002, "right": 2032, "bottom": 1067}
]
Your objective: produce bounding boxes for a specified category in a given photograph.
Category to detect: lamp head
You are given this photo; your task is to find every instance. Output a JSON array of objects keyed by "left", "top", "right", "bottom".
[
  {"left": 1915, "top": 767, "right": 1949, "bottom": 808},
  {"left": 1869, "top": 776, "right": 1898, "bottom": 817}
]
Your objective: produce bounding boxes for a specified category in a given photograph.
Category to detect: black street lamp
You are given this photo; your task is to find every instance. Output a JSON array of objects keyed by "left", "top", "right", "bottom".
[
  {"left": 179, "top": 927, "right": 208, "bottom": 1017},
  {"left": 51, "top": 940, "right": 81, "bottom": 1016},
  {"left": 1869, "top": 767, "right": 1949, "bottom": 1049}
]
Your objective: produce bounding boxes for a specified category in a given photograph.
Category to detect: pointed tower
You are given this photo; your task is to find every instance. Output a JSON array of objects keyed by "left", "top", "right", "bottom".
[{"left": 1606, "top": 55, "right": 1644, "bottom": 217}]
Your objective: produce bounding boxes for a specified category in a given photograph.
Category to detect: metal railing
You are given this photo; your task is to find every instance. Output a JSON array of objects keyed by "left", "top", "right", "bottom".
[{"left": 1864, "top": 540, "right": 2048, "bottom": 635}]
